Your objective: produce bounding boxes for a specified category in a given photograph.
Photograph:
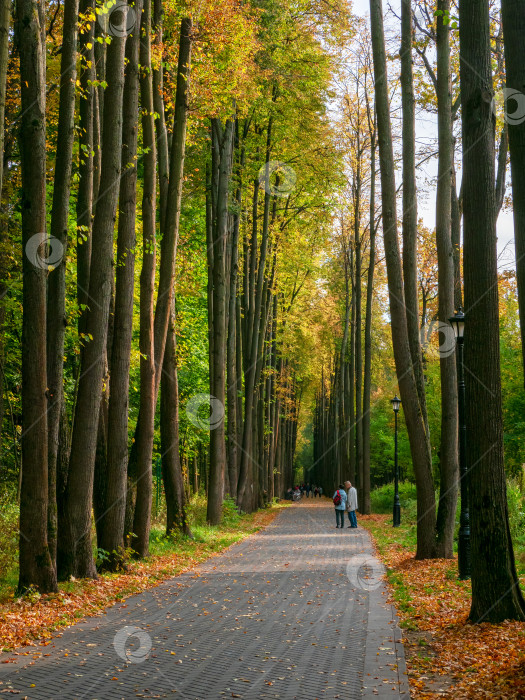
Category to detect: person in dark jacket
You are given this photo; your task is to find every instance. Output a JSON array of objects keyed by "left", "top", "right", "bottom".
[{"left": 333, "top": 484, "right": 347, "bottom": 529}]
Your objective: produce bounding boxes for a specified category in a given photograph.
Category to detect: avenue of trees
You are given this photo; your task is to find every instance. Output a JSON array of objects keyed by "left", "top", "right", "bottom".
[{"left": 1, "top": 0, "right": 525, "bottom": 628}]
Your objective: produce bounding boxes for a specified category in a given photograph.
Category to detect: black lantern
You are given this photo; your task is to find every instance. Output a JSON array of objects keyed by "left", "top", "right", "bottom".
[
  {"left": 391, "top": 395, "right": 401, "bottom": 527},
  {"left": 449, "top": 308, "right": 465, "bottom": 340},
  {"left": 449, "top": 307, "right": 470, "bottom": 580}
]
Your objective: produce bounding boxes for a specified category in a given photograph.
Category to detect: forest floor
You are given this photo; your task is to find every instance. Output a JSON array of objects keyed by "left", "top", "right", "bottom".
[
  {"left": 360, "top": 513, "right": 525, "bottom": 699},
  {"left": 0, "top": 498, "right": 287, "bottom": 654}
]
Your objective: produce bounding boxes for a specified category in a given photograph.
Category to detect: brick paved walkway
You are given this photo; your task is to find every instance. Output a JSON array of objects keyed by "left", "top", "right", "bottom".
[{"left": 0, "top": 500, "right": 409, "bottom": 699}]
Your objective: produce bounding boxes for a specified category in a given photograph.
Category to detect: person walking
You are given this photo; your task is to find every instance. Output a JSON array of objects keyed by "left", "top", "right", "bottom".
[
  {"left": 318, "top": 486, "right": 323, "bottom": 497},
  {"left": 345, "top": 480, "right": 358, "bottom": 528},
  {"left": 333, "top": 484, "right": 347, "bottom": 529},
  {"left": 306, "top": 482, "right": 311, "bottom": 498}
]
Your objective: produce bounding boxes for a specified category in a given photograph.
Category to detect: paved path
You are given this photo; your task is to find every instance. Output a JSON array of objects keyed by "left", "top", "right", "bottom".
[{"left": 0, "top": 501, "right": 409, "bottom": 699}]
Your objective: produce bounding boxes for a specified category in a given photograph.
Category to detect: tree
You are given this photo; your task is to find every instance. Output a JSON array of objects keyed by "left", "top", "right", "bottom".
[
  {"left": 207, "top": 119, "right": 234, "bottom": 524},
  {"left": 369, "top": 0, "right": 436, "bottom": 559},
  {"left": 58, "top": 7, "right": 128, "bottom": 580},
  {"left": 100, "top": 0, "right": 143, "bottom": 569},
  {"left": 459, "top": 0, "right": 525, "bottom": 622},
  {"left": 16, "top": 0, "right": 57, "bottom": 593},
  {"left": 501, "top": 0, "right": 525, "bottom": 387},
  {"left": 433, "top": 0, "right": 459, "bottom": 559}
]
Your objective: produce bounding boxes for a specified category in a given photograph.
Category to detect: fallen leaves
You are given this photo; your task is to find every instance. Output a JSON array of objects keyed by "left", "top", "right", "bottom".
[
  {"left": 360, "top": 514, "right": 525, "bottom": 699},
  {"left": 0, "top": 506, "right": 281, "bottom": 655}
]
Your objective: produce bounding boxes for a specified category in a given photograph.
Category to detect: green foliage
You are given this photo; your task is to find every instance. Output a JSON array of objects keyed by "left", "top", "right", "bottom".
[
  {"left": 370, "top": 481, "right": 418, "bottom": 514},
  {"left": 507, "top": 479, "right": 525, "bottom": 549},
  {"left": 0, "top": 490, "right": 18, "bottom": 579}
]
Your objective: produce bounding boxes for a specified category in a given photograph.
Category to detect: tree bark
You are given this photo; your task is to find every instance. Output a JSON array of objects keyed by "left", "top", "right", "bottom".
[
  {"left": 16, "top": 0, "right": 57, "bottom": 593},
  {"left": 370, "top": 0, "right": 436, "bottom": 559},
  {"left": 132, "top": 0, "right": 157, "bottom": 556},
  {"left": 100, "top": 0, "right": 143, "bottom": 568},
  {"left": 501, "top": 0, "right": 525, "bottom": 388},
  {"left": 434, "top": 0, "right": 458, "bottom": 559},
  {"left": 401, "top": 0, "right": 431, "bottom": 447},
  {"left": 152, "top": 17, "right": 192, "bottom": 398},
  {"left": 207, "top": 119, "right": 234, "bottom": 524},
  {"left": 362, "top": 126, "right": 376, "bottom": 516},
  {"left": 58, "top": 11, "right": 127, "bottom": 580},
  {"left": 77, "top": 0, "right": 95, "bottom": 337},
  {"left": 460, "top": 0, "right": 525, "bottom": 622},
  {"left": 159, "top": 300, "right": 191, "bottom": 537}
]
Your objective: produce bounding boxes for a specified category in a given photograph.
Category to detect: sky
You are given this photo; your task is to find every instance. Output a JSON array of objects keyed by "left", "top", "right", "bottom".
[{"left": 349, "top": 0, "right": 516, "bottom": 271}]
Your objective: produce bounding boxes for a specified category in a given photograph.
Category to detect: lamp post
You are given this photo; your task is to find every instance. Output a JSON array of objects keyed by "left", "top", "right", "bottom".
[
  {"left": 449, "top": 308, "right": 470, "bottom": 580},
  {"left": 391, "top": 395, "right": 401, "bottom": 527}
]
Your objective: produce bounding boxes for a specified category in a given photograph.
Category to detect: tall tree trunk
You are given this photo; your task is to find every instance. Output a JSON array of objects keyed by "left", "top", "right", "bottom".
[
  {"left": 401, "top": 0, "right": 431, "bottom": 444},
  {"left": 501, "top": 0, "right": 525, "bottom": 387},
  {"left": 133, "top": 0, "right": 156, "bottom": 556},
  {"left": 151, "top": 17, "right": 192, "bottom": 397},
  {"left": 207, "top": 119, "right": 234, "bottom": 524},
  {"left": 460, "top": 0, "right": 525, "bottom": 622},
  {"left": 100, "top": 0, "right": 143, "bottom": 568},
  {"left": 354, "top": 156, "right": 363, "bottom": 503},
  {"left": 131, "top": 17, "right": 192, "bottom": 535},
  {"left": 362, "top": 130, "right": 376, "bottom": 516},
  {"left": 152, "top": 0, "right": 169, "bottom": 234},
  {"left": 370, "top": 0, "right": 436, "bottom": 559},
  {"left": 434, "top": 0, "right": 458, "bottom": 559},
  {"left": 16, "top": 0, "right": 57, "bottom": 593},
  {"left": 58, "top": 11, "right": 127, "bottom": 580},
  {"left": 159, "top": 300, "right": 191, "bottom": 537},
  {"left": 77, "top": 0, "right": 95, "bottom": 336},
  {"left": 237, "top": 119, "right": 273, "bottom": 512},
  {"left": 46, "top": 0, "right": 79, "bottom": 570}
]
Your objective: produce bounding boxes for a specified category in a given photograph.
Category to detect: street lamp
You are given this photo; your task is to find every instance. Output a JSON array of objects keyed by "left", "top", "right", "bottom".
[
  {"left": 391, "top": 395, "right": 401, "bottom": 527},
  {"left": 449, "top": 307, "right": 470, "bottom": 580}
]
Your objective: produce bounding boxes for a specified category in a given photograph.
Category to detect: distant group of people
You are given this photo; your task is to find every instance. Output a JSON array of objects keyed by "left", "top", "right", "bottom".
[
  {"left": 332, "top": 481, "right": 358, "bottom": 529},
  {"left": 285, "top": 483, "right": 323, "bottom": 500}
]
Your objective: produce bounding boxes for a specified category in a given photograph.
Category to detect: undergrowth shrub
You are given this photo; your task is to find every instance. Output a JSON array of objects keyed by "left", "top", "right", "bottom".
[{"left": 0, "top": 490, "right": 18, "bottom": 578}]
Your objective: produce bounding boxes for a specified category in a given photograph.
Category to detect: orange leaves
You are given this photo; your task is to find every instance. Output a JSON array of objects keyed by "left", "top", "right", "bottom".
[
  {"left": 361, "top": 514, "right": 525, "bottom": 699},
  {"left": 0, "top": 507, "right": 281, "bottom": 655}
]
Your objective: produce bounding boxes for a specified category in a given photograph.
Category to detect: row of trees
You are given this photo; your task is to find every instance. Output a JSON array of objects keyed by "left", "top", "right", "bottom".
[
  {"left": 1, "top": 0, "right": 350, "bottom": 593},
  {"left": 366, "top": 0, "right": 524, "bottom": 622},
  {"left": 308, "top": 0, "right": 525, "bottom": 624}
]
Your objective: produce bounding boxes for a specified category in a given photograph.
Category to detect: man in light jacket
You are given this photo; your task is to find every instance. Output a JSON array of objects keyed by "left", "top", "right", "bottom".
[{"left": 345, "top": 480, "right": 358, "bottom": 528}]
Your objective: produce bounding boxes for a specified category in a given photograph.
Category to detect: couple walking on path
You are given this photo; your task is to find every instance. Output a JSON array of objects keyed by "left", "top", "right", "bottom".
[{"left": 333, "top": 480, "right": 358, "bottom": 529}]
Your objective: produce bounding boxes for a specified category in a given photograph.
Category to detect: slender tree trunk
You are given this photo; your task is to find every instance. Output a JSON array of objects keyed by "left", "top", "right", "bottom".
[
  {"left": 370, "top": 0, "right": 436, "bottom": 559},
  {"left": 77, "top": 0, "right": 95, "bottom": 336},
  {"left": 131, "top": 17, "right": 191, "bottom": 532},
  {"left": 460, "top": 0, "right": 525, "bottom": 622},
  {"left": 207, "top": 119, "right": 234, "bottom": 524},
  {"left": 16, "top": 0, "right": 57, "bottom": 593},
  {"left": 451, "top": 159, "right": 462, "bottom": 310},
  {"left": 501, "top": 0, "right": 525, "bottom": 387},
  {"left": 434, "top": 0, "right": 458, "bottom": 559},
  {"left": 354, "top": 157, "right": 363, "bottom": 503},
  {"left": 152, "top": 18, "right": 192, "bottom": 397},
  {"left": 152, "top": 0, "right": 169, "bottom": 234},
  {"left": 58, "top": 11, "right": 127, "bottom": 580},
  {"left": 100, "top": 0, "right": 143, "bottom": 568},
  {"left": 362, "top": 132, "right": 376, "bottom": 516},
  {"left": 159, "top": 299, "right": 191, "bottom": 537},
  {"left": 133, "top": 0, "right": 157, "bottom": 556},
  {"left": 46, "top": 0, "right": 79, "bottom": 570},
  {"left": 401, "top": 0, "right": 431, "bottom": 443},
  {"left": 237, "top": 119, "right": 273, "bottom": 511}
]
